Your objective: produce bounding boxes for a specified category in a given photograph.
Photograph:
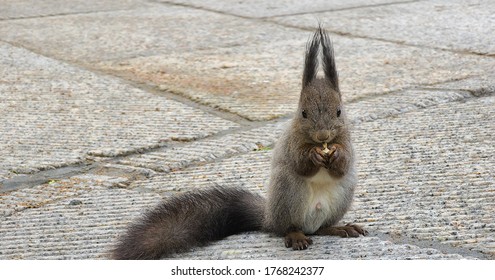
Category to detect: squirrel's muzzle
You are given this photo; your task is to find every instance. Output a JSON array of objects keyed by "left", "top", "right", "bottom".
[{"left": 315, "top": 130, "right": 331, "bottom": 143}]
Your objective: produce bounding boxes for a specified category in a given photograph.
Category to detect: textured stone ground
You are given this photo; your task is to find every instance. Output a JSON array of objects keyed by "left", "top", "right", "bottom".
[{"left": 0, "top": 0, "right": 494, "bottom": 260}]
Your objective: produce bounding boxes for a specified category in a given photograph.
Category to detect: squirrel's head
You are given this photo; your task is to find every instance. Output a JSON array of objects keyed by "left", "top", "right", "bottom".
[{"left": 295, "top": 26, "right": 346, "bottom": 145}]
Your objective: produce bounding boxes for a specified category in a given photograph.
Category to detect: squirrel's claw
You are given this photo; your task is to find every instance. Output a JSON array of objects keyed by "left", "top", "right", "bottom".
[{"left": 285, "top": 231, "right": 313, "bottom": 250}]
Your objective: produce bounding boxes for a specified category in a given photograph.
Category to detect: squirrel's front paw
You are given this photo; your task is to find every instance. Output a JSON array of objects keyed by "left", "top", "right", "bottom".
[
  {"left": 325, "top": 144, "right": 350, "bottom": 177},
  {"left": 328, "top": 144, "right": 345, "bottom": 166},
  {"left": 327, "top": 144, "right": 341, "bottom": 163},
  {"left": 309, "top": 146, "right": 328, "bottom": 168}
]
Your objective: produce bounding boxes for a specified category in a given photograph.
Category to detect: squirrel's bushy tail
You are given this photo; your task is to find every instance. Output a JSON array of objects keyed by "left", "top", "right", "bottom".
[{"left": 112, "top": 187, "right": 265, "bottom": 259}]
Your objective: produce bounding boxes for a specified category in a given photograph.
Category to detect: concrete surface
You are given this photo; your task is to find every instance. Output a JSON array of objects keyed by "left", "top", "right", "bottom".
[
  {"left": 272, "top": 0, "right": 495, "bottom": 55},
  {"left": 0, "top": 0, "right": 494, "bottom": 260}
]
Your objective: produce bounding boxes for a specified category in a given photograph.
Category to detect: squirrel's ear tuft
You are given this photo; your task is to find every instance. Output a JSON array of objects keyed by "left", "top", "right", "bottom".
[
  {"left": 319, "top": 27, "right": 339, "bottom": 92},
  {"left": 302, "top": 29, "right": 320, "bottom": 88}
]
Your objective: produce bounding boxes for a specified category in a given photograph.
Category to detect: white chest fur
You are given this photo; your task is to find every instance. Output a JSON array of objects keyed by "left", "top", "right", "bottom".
[{"left": 301, "top": 168, "right": 347, "bottom": 234}]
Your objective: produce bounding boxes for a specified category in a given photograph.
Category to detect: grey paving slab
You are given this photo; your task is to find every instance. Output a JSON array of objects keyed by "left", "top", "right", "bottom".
[
  {"left": 168, "top": 234, "right": 470, "bottom": 260},
  {"left": 0, "top": 3, "right": 297, "bottom": 64},
  {"left": 0, "top": 175, "right": 131, "bottom": 218},
  {"left": 116, "top": 122, "right": 284, "bottom": 172},
  {"left": 130, "top": 149, "right": 272, "bottom": 194},
  {"left": 272, "top": 0, "right": 495, "bottom": 55},
  {"left": 160, "top": 0, "right": 413, "bottom": 18},
  {"left": 0, "top": 0, "right": 145, "bottom": 20},
  {"left": 431, "top": 74, "right": 495, "bottom": 96},
  {"left": 0, "top": 176, "right": 161, "bottom": 260},
  {"left": 347, "top": 87, "right": 490, "bottom": 124},
  {"left": 0, "top": 43, "right": 238, "bottom": 179},
  {"left": 351, "top": 95, "right": 495, "bottom": 257},
  {"left": 98, "top": 35, "right": 493, "bottom": 120}
]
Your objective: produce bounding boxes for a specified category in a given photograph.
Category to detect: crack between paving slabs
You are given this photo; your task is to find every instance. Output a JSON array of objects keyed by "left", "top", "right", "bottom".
[
  {"left": 0, "top": 7, "right": 146, "bottom": 22},
  {"left": 0, "top": 163, "right": 97, "bottom": 193},
  {"left": 0, "top": 39, "right": 256, "bottom": 126},
  {"left": 263, "top": 20, "right": 493, "bottom": 58},
  {"left": 157, "top": 0, "right": 419, "bottom": 21},
  {"left": 108, "top": 75, "right": 257, "bottom": 126},
  {"left": 346, "top": 74, "right": 495, "bottom": 104},
  {"left": 104, "top": 118, "right": 285, "bottom": 175},
  {"left": 257, "top": 0, "right": 420, "bottom": 19},
  {"left": 0, "top": 116, "right": 284, "bottom": 193},
  {"left": 147, "top": 0, "right": 495, "bottom": 58},
  {"left": 155, "top": 0, "right": 483, "bottom": 60}
]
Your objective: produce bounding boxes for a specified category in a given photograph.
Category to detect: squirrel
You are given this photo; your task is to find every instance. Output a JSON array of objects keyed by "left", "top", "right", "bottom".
[{"left": 111, "top": 26, "right": 367, "bottom": 260}]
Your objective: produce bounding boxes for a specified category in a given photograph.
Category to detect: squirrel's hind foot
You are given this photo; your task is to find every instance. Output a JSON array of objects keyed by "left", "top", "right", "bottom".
[
  {"left": 316, "top": 223, "right": 368, "bottom": 238},
  {"left": 284, "top": 231, "right": 313, "bottom": 250}
]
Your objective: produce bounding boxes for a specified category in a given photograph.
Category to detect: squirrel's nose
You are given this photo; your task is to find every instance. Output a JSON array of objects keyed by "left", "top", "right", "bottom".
[{"left": 316, "top": 130, "right": 331, "bottom": 142}]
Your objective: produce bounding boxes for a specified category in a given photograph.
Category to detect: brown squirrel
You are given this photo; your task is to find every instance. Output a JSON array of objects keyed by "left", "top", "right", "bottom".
[{"left": 112, "top": 27, "right": 367, "bottom": 259}]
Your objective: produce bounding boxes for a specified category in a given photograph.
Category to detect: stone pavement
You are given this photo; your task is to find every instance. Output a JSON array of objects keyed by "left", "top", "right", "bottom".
[{"left": 0, "top": 0, "right": 493, "bottom": 260}]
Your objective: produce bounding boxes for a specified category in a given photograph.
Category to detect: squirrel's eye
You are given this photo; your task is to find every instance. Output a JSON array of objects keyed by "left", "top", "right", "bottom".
[
  {"left": 337, "top": 108, "right": 341, "bottom": 117},
  {"left": 302, "top": 110, "right": 308, "bottom": 118}
]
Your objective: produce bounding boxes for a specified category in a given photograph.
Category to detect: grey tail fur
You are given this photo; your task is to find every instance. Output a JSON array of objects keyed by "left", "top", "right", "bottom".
[
  {"left": 302, "top": 25, "right": 339, "bottom": 91},
  {"left": 112, "top": 187, "right": 265, "bottom": 259}
]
